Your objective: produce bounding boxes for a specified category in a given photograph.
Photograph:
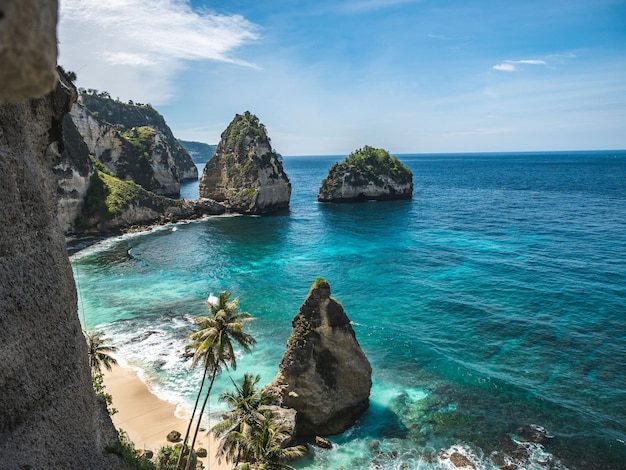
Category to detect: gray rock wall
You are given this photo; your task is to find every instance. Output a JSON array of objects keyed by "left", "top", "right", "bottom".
[
  {"left": 0, "top": 12, "right": 120, "bottom": 466},
  {"left": 266, "top": 279, "right": 372, "bottom": 436},
  {"left": 199, "top": 112, "right": 291, "bottom": 214},
  {"left": 0, "top": 0, "right": 58, "bottom": 102}
]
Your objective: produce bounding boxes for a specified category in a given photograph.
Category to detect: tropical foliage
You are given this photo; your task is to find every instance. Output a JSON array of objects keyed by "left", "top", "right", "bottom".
[
  {"left": 212, "top": 373, "right": 279, "bottom": 465},
  {"left": 177, "top": 292, "right": 257, "bottom": 470},
  {"left": 232, "top": 414, "right": 308, "bottom": 470},
  {"left": 106, "top": 429, "right": 156, "bottom": 470},
  {"left": 85, "top": 330, "right": 118, "bottom": 374},
  {"left": 92, "top": 372, "right": 117, "bottom": 416},
  {"left": 324, "top": 145, "right": 412, "bottom": 187}
]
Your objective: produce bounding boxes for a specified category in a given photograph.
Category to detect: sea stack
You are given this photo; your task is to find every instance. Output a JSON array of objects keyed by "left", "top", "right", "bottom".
[
  {"left": 266, "top": 278, "right": 372, "bottom": 436},
  {"left": 199, "top": 111, "right": 291, "bottom": 214},
  {"left": 318, "top": 145, "right": 413, "bottom": 202}
]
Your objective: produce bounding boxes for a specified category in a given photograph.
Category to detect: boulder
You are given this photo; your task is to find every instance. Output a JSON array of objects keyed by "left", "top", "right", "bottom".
[
  {"left": 265, "top": 278, "right": 372, "bottom": 436},
  {"left": 199, "top": 111, "right": 291, "bottom": 214},
  {"left": 315, "top": 436, "right": 333, "bottom": 449},
  {"left": 318, "top": 146, "right": 412, "bottom": 202},
  {"left": 167, "top": 430, "right": 181, "bottom": 442}
]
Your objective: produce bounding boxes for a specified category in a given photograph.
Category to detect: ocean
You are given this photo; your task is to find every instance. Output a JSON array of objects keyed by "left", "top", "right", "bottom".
[{"left": 71, "top": 151, "right": 626, "bottom": 469}]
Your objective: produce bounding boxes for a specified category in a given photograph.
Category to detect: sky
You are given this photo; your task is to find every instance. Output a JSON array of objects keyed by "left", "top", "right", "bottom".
[{"left": 58, "top": 0, "right": 626, "bottom": 156}]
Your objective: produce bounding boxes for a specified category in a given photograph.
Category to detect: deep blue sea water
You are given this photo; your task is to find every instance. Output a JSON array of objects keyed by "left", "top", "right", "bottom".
[{"left": 71, "top": 151, "right": 626, "bottom": 469}]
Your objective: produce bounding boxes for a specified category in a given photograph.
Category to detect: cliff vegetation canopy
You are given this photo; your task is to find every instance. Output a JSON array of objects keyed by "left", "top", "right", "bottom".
[{"left": 326, "top": 146, "right": 412, "bottom": 187}]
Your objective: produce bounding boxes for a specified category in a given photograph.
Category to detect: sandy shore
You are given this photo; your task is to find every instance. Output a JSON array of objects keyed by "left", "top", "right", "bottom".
[{"left": 104, "top": 364, "right": 229, "bottom": 469}]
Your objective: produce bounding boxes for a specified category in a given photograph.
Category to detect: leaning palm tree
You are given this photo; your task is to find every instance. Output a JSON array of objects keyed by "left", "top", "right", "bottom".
[
  {"left": 177, "top": 292, "right": 256, "bottom": 470},
  {"left": 85, "top": 330, "right": 118, "bottom": 375},
  {"left": 212, "top": 373, "right": 278, "bottom": 466},
  {"left": 234, "top": 413, "right": 308, "bottom": 470}
]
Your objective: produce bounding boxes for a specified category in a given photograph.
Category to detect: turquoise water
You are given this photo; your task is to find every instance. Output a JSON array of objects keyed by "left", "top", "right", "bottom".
[{"left": 71, "top": 151, "right": 626, "bottom": 469}]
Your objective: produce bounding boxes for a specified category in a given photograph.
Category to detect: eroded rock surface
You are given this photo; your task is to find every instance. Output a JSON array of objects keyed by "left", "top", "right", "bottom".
[
  {"left": 0, "top": 68, "right": 121, "bottom": 468},
  {"left": 266, "top": 279, "right": 372, "bottom": 436},
  {"left": 199, "top": 111, "right": 291, "bottom": 214},
  {"left": 318, "top": 146, "right": 413, "bottom": 202}
]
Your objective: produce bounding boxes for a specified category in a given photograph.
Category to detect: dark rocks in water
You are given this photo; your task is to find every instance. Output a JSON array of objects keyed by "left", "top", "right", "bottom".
[
  {"left": 450, "top": 452, "right": 475, "bottom": 468},
  {"left": 315, "top": 436, "right": 333, "bottom": 449},
  {"left": 199, "top": 111, "right": 291, "bottom": 214},
  {"left": 265, "top": 278, "right": 372, "bottom": 436},
  {"left": 318, "top": 146, "right": 413, "bottom": 202},
  {"left": 516, "top": 424, "right": 554, "bottom": 445}
]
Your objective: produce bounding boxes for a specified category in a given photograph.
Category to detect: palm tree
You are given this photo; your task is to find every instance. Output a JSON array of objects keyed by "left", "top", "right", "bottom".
[
  {"left": 85, "top": 330, "right": 118, "bottom": 375},
  {"left": 212, "top": 373, "right": 278, "bottom": 466},
  {"left": 233, "top": 413, "right": 308, "bottom": 470},
  {"left": 177, "top": 292, "right": 256, "bottom": 470}
]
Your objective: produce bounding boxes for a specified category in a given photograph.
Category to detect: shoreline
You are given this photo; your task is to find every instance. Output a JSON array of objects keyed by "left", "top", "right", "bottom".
[{"left": 103, "top": 364, "right": 229, "bottom": 469}]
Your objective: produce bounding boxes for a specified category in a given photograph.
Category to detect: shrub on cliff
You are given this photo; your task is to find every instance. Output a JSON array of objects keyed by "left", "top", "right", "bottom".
[{"left": 327, "top": 146, "right": 412, "bottom": 187}]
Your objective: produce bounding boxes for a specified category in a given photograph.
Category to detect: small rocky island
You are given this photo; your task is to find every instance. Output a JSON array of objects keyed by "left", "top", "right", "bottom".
[
  {"left": 266, "top": 278, "right": 372, "bottom": 436},
  {"left": 318, "top": 146, "right": 413, "bottom": 202},
  {"left": 199, "top": 111, "right": 291, "bottom": 214}
]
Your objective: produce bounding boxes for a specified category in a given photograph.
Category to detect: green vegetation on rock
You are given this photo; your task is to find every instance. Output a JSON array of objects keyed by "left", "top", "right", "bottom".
[
  {"left": 328, "top": 145, "right": 412, "bottom": 187},
  {"left": 79, "top": 158, "right": 182, "bottom": 230},
  {"left": 221, "top": 111, "right": 271, "bottom": 155}
]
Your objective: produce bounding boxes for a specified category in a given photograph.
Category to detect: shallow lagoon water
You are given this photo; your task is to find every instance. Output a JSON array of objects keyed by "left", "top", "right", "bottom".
[{"left": 72, "top": 151, "right": 626, "bottom": 469}]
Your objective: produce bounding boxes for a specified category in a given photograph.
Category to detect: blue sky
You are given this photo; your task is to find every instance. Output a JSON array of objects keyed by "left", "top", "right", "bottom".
[{"left": 59, "top": 0, "right": 626, "bottom": 155}]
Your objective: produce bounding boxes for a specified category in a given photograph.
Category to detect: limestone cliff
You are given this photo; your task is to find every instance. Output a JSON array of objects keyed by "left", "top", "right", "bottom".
[
  {"left": 266, "top": 279, "right": 372, "bottom": 436},
  {"left": 199, "top": 111, "right": 291, "bottom": 214},
  {"left": 318, "top": 146, "right": 413, "bottom": 202},
  {"left": 76, "top": 162, "right": 225, "bottom": 235},
  {"left": 71, "top": 92, "right": 197, "bottom": 196},
  {"left": 0, "top": 64, "right": 120, "bottom": 468},
  {"left": 54, "top": 114, "right": 95, "bottom": 233}
]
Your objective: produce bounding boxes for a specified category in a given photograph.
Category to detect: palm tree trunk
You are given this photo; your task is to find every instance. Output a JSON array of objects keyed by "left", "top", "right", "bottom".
[
  {"left": 184, "top": 366, "right": 219, "bottom": 470},
  {"left": 175, "top": 365, "right": 209, "bottom": 470}
]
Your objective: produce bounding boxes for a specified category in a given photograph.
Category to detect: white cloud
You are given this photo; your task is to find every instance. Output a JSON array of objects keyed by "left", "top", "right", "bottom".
[
  {"left": 493, "top": 63, "right": 516, "bottom": 72},
  {"left": 58, "top": 0, "right": 260, "bottom": 103},
  {"left": 493, "top": 59, "right": 547, "bottom": 72}
]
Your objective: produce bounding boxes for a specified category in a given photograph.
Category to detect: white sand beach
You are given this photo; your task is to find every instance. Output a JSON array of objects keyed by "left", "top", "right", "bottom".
[{"left": 104, "top": 364, "right": 229, "bottom": 470}]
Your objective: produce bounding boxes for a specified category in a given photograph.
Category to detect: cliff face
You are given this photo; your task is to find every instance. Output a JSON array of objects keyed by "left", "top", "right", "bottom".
[
  {"left": 318, "top": 146, "right": 413, "bottom": 202},
  {"left": 0, "top": 67, "right": 120, "bottom": 467},
  {"left": 54, "top": 114, "right": 95, "bottom": 233},
  {"left": 0, "top": 0, "right": 58, "bottom": 102},
  {"left": 78, "top": 165, "right": 226, "bottom": 235},
  {"left": 199, "top": 111, "right": 291, "bottom": 214},
  {"left": 70, "top": 93, "right": 197, "bottom": 196},
  {"left": 266, "top": 279, "right": 372, "bottom": 436}
]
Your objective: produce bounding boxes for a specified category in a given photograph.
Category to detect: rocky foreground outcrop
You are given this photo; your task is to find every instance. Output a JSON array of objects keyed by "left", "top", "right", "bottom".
[
  {"left": 318, "top": 146, "right": 413, "bottom": 202},
  {"left": 199, "top": 111, "right": 291, "bottom": 214},
  {"left": 265, "top": 279, "right": 372, "bottom": 436},
  {"left": 71, "top": 92, "right": 197, "bottom": 196},
  {"left": 0, "top": 59, "right": 120, "bottom": 469}
]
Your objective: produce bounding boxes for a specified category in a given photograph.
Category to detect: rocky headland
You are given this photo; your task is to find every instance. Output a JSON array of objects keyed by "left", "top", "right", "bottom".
[
  {"left": 318, "top": 146, "right": 413, "bottom": 202},
  {"left": 199, "top": 111, "right": 292, "bottom": 214},
  {"left": 265, "top": 278, "right": 372, "bottom": 436},
  {"left": 71, "top": 92, "right": 197, "bottom": 197}
]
